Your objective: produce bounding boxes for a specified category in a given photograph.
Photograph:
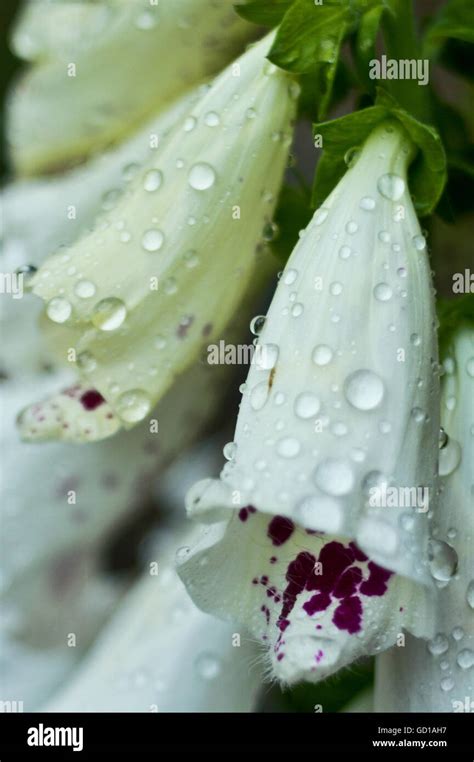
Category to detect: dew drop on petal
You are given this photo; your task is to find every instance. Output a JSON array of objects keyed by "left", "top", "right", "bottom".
[
  {"left": 250, "top": 381, "right": 269, "bottom": 411},
  {"left": 360, "top": 196, "right": 376, "bottom": 211},
  {"left": 330, "top": 282, "right": 343, "bottom": 296},
  {"left": 339, "top": 245, "right": 351, "bottom": 259},
  {"left": 276, "top": 437, "right": 301, "bottom": 458},
  {"left": 378, "top": 230, "right": 391, "bottom": 243},
  {"left": 255, "top": 344, "right": 279, "bottom": 370},
  {"left": 183, "top": 116, "right": 197, "bottom": 132},
  {"left": 457, "top": 649, "right": 474, "bottom": 670},
  {"left": 143, "top": 169, "right": 163, "bottom": 192},
  {"left": 116, "top": 389, "right": 151, "bottom": 423},
  {"left": 466, "top": 580, "right": 474, "bottom": 609},
  {"left": 77, "top": 351, "right": 97, "bottom": 372},
  {"left": 294, "top": 393, "right": 320, "bottom": 419},
  {"left": 74, "top": 279, "right": 96, "bottom": 299},
  {"left": 195, "top": 652, "right": 221, "bottom": 680},
  {"left": 314, "top": 458, "right": 354, "bottom": 497},
  {"left": 283, "top": 268, "right": 298, "bottom": 285},
  {"left": 46, "top": 297, "right": 72, "bottom": 323},
  {"left": 438, "top": 438, "right": 462, "bottom": 476},
  {"left": 312, "top": 345, "right": 333, "bottom": 366},
  {"left": 373, "top": 283, "right": 392, "bottom": 302},
  {"left": 427, "top": 634, "right": 449, "bottom": 656},
  {"left": 344, "top": 370, "right": 384, "bottom": 411},
  {"left": 345, "top": 221, "right": 358, "bottom": 234},
  {"left": 428, "top": 539, "right": 458, "bottom": 582},
  {"left": 377, "top": 173, "right": 405, "bottom": 201},
  {"left": 204, "top": 111, "right": 220, "bottom": 127},
  {"left": 313, "top": 208, "right": 329, "bottom": 225},
  {"left": 188, "top": 163, "right": 216, "bottom": 190},
  {"left": 412, "top": 234, "right": 426, "bottom": 251},
  {"left": 91, "top": 297, "right": 127, "bottom": 331},
  {"left": 297, "top": 495, "right": 343, "bottom": 533},
  {"left": 223, "top": 441, "right": 237, "bottom": 461},
  {"left": 142, "top": 229, "right": 164, "bottom": 252},
  {"left": 250, "top": 315, "right": 266, "bottom": 336}
]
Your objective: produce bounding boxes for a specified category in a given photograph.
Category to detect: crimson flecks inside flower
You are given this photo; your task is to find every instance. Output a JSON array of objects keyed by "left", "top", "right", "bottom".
[{"left": 178, "top": 508, "right": 433, "bottom": 685}]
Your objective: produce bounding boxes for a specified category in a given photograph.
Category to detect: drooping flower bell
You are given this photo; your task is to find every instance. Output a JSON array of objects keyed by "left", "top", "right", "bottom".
[
  {"left": 178, "top": 120, "right": 439, "bottom": 684},
  {"left": 8, "top": 0, "right": 254, "bottom": 175},
  {"left": 376, "top": 323, "right": 474, "bottom": 711},
  {"left": 25, "top": 33, "right": 297, "bottom": 439}
]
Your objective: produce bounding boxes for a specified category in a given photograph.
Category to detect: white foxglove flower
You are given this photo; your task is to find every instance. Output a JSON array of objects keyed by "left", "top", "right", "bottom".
[
  {"left": 43, "top": 533, "right": 262, "bottom": 713},
  {"left": 26, "top": 34, "right": 297, "bottom": 439},
  {"left": 8, "top": 0, "right": 253, "bottom": 175},
  {"left": 178, "top": 121, "right": 439, "bottom": 684},
  {"left": 376, "top": 325, "right": 474, "bottom": 712}
]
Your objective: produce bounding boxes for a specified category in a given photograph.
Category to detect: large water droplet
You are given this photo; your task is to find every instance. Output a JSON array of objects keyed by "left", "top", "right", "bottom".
[
  {"left": 438, "top": 438, "right": 462, "bottom": 476},
  {"left": 294, "top": 393, "right": 320, "bottom": 419},
  {"left": 428, "top": 539, "right": 458, "bottom": 582},
  {"left": 91, "top": 297, "right": 127, "bottom": 331},
  {"left": 116, "top": 389, "right": 151, "bottom": 423},
  {"left": 188, "top": 163, "right": 216, "bottom": 190},
  {"left": 314, "top": 458, "right": 354, "bottom": 497},
  {"left": 142, "top": 228, "right": 164, "bottom": 252},
  {"left": 344, "top": 370, "right": 384, "bottom": 411},
  {"left": 377, "top": 173, "right": 405, "bottom": 201},
  {"left": 373, "top": 283, "right": 393, "bottom": 302},
  {"left": 46, "top": 297, "right": 72, "bottom": 323}
]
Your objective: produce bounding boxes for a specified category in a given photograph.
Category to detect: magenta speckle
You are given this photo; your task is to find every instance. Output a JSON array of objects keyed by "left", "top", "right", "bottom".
[
  {"left": 80, "top": 389, "right": 105, "bottom": 411},
  {"left": 333, "top": 596, "right": 363, "bottom": 634},
  {"left": 270, "top": 556, "right": 277, "bottom": 564},
  {"left": 238, "top": 505, "right": 256, "bottom": 522},
  {"left": 359, "top": 561, "right": 393, "bottom": 596},
  {"left": 268, "top": 515, "right": 294, "bottom": 546}
]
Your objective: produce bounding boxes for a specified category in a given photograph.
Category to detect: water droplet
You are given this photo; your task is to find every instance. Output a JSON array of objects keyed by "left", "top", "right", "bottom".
[
  {"left": 330, "top": 282, "right": 343, "bottom": 296},
  {"left": 249, "top": 316, "right": 265, "bottom": 337},
  {"left": 262, "top": 221, "right": 279, "bottom": 242},
  {"left": 144, "top": 169, "right": 163, "bottom": 192},
  {"left": 116, "top": 389, "right": 151, "bottom": 423},
  {"left": 440, "top": 676, "right": 454, "bottom": 692},
  {"left": 188, "top": 163, "right": 216, "bottom": 191},
  {"left": 276, "top": 437, "right": 301, "bottom": 458},
  {"left": 183, "top": 250, "right": 199, "bottom": 268},
  {"left": 46, "top": 297, "right": 72, "bottom": 323},
  {"left": 314, "top": 458, "right": 354, "bottom": 497},
  {"left": 183, "top": 116, "right": 197, "bottom": 132},
  {"left": 466, "top": 580, "right": 474, "bottom": 609},
  {"left": 77, "top": 351, "right": 97, "bottom": 372},
  {"left": 411, "top": 407, "right": 425, "bottom": 424},
  {"left": 344, "top": 147, "right": 360, "bottom": 167},
  {"left": 163, "top": 277, "right": 177, "bottom": 295},
  {"left": 15, "top": 264, "right": 37, "bottom": 289},
  {"left": 255, "top": 344, "right": 279, "bottom": 370},
  {"left": 74, "top": 279, "right": 96, "bottom": 299},
  {"left": 412, "top": 234, "right": 426, "bottom": 251},
  {"left": 439, "top": 428, "right": 448, "bottom": 449},
  {"left": 195, "top": 652, "right": 221, "bottom": 680},
  {"left": 297, "top": 495, "right": 343, "bottom": 533},
  {"left": 175, "top": 546, "right": 191, "bottom": 563},
  {"left": 373, "top": 283, "right": 393, "bottom": 302},
  {"left": 438, "top": 438, "right": 462, "bottom": 476},
  {"left": 345, "top": 221, "right": 358, "bottom": 234},
  {"left": 428, "top": 539, "right": 458, "bottom": 582},
  {"left": 294, "top": 393, "right": 320, "bottom": 419},
  {"left": 360, "top": 196, "right": 375, "bottom": 211},
  {"left": 344, "top": 370, "right": 384, "bottom": 411},
  {"left": 452, "top": 626, "right": 464, "bottom": 641},
  {"left": 91, "top": 297, "right": 127, "bottom": 331},
  {"left": 223, "top": 441, "right": 237, "bottom": 461},
  {"left": 246, "top": 107, "right": 257, "bottom": 120},
  {"left": 204, "top": 111, "right": 220, "bottom": 127},
  {"left": 378, "top": 231, "right": 391, "bottom": 243},
  {"left": 428, "top": 634, "right": 449, "bottom": 656},
  {"left": 135, "top": 9, "right": 157, "bottom": 30},
  {"left": 291, "top": 302, "right": 304, "bottom": 317},
  {"left": 339, "top": 245, "right": 351, "bottom": 259},
  {"left": 312, "top": 345, "right": 333, "bottom": 366},
  {"left": 457, "top": 649, "right": 474, "bottom": 670},
  {"left": 250, "top": 381, "right": 269, "bottom": 411},
  {"left": 377, "top": 173, "right": 405, "bottom": 201},
  {"left": 313, "top": 208, "right": 329, "bottom": 225},
  {"left": 283, "top": 268, "right": 298, "bottom": 285}
]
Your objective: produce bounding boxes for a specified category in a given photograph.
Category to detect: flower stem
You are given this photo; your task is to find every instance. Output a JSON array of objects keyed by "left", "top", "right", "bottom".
[{"left": 382, "top": 0, "right": 433, "bottom": 124}]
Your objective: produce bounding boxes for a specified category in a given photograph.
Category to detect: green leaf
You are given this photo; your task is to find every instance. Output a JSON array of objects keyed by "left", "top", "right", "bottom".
[
  {"left": 312, "top": 92, "right": 447, "bottom": 216},
  {"left": 424, "top": 0, "right": 474, "bottom": 56},
  {"left": 438, "top": 295, "right": 474, "bottom": 358},
  {"left": 234, "top": 0, "right": 293, "bottom": 27},
  {"left": 271, "top": 184, "right": 313, "bottom": 264},
  {"left": 354, "top": 2, "right": 386, "bottom": 91},
  {"left": 268, "top": 0, "right": 354, "bottom": 73}
]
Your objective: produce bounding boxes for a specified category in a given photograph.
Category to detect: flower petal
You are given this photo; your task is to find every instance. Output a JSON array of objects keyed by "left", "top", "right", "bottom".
[{"left": 8, "top": 0, "right": 254, "bottom": 174}]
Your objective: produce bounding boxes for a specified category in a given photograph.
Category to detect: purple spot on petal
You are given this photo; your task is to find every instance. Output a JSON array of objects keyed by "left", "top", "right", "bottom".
[
  {"left": 303, "top": 592, "right": 331, "bottom": 616},
  {"left": 80, "top": 389, "right": 105, "bottom": 411},
  {"left": 268, "top": 515, "right": 294, "bottom": 546},
  {"left": 359, "top": 561, "right": 393, "bottom": 597},
  {"left": 333, "top": 596, "right": 363, "bottom": 634},
  {"left": 333, "top": 566, "right": 363, "bottom": 599}
]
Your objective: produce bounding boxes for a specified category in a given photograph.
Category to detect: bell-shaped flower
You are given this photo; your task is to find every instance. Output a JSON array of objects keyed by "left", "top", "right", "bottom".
[
  {"left": 26, "top": 34, "right": 297, "bottom": 439},
  {"left": 42, "top": 532, "right": 263, "bottom": 713},
  {"left": 178, "top": 120, "right": 439, "bottom": 684},
  {"left": 8, "top": 0, "right": 254, "bottom": 175},
  {"left": 375, "top": 323, "right": 474, "bottom": 711}
]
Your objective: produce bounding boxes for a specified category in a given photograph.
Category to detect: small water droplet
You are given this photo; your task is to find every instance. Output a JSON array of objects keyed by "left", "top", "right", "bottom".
[
  {"left": 428, "top": 634, "right": 449, "bottom": 656},
  {"left": 116, "top": 389, "right": 151, "bottom": 423},
  {"left": 440, "top": 676, "right": 454, "bottom": 692},
  {"left": 250, "top": 315, "right": 266, "bottom": 336},
  {"left": 360, "top": 196, "right": 375, "bottom": 211},
  {"left": 262, "top": 221, "right": 279, "bottom": 242},
  {"left": 74, "top": 279, "right": 96, "bottom": 299},
  {"left": 412, "top": 234, "right": 426, "bottom": 251},
  {"left": 377, "top": 173, "right": 405, "bottom": 201},
  {"left": 144, "top": 169, "right": 163, "bottom": 192},
  {"left": 291, "top": 302, "right": 304, "bottom": 317},
  {"left": 46, "top": 297, "right": 72, "bottom": 323},
  {"left": 428, "top": 539, "right": 458, "bottom": 582},
  {"left": 176, "top": 546, "right": 191, "bottom": 563},
  {"left": 457, "top": 649, "right": 474, "bottom": 670},
  {"left": 183, "top": 116, "right": 197, "bottom": 132},
  {"left": 204, "top": 111, "right": 220, "bottom": 127},
  {"left": 344, "top": 370, "right": 384, "bottom": 411},
  {"left": 223, "top": 441, "right": 237, "bottom": 461},
  {"left": 283, "top": 268, "right": 298, "bottom": 285},
  {"left": 312, "top": 345, "right": 333, "bottom": 366},
  {"left": 276, "top": 437, "right": 301, "bottom": 458},
  {"left": 91, "top": 297, "right": 127, "bottom": 331},
  {"left": 438, "top": 438, "right": 462, "bottom": 476},
  {"left": 195, "top": 652, "right": 221, "bottom": 680},
  {"left": 345, "top": 221, "right": 358, "bottom": 234},
  {"left": 313, "top": 208, "right": 329, "bottom": 226},
  {"left": 188, "top": 163, "right": 216, "bottom": 190},
  {"left": 330, "top": 282, "right": 343, "bottom": 296},
  {"left": 77, "top": 351, "right": 97, "bottom": 372},
  {"left": 246, "top": 107, "right": 257, "bottom": 120},
  {"left": 339, "top": 245, "right": 351, "bottom": 259},
  {"left": 373, "top": 283, "right": 393, "bottom": 302},
  {"left": 378, "top": 231, "right": 391, "bottom": 243},
  {"left": 250, "top": 381, "right": 269, "bottom": 411},
  {"left": 314, "top": 459, "right": 354, "bottom": 497}
]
